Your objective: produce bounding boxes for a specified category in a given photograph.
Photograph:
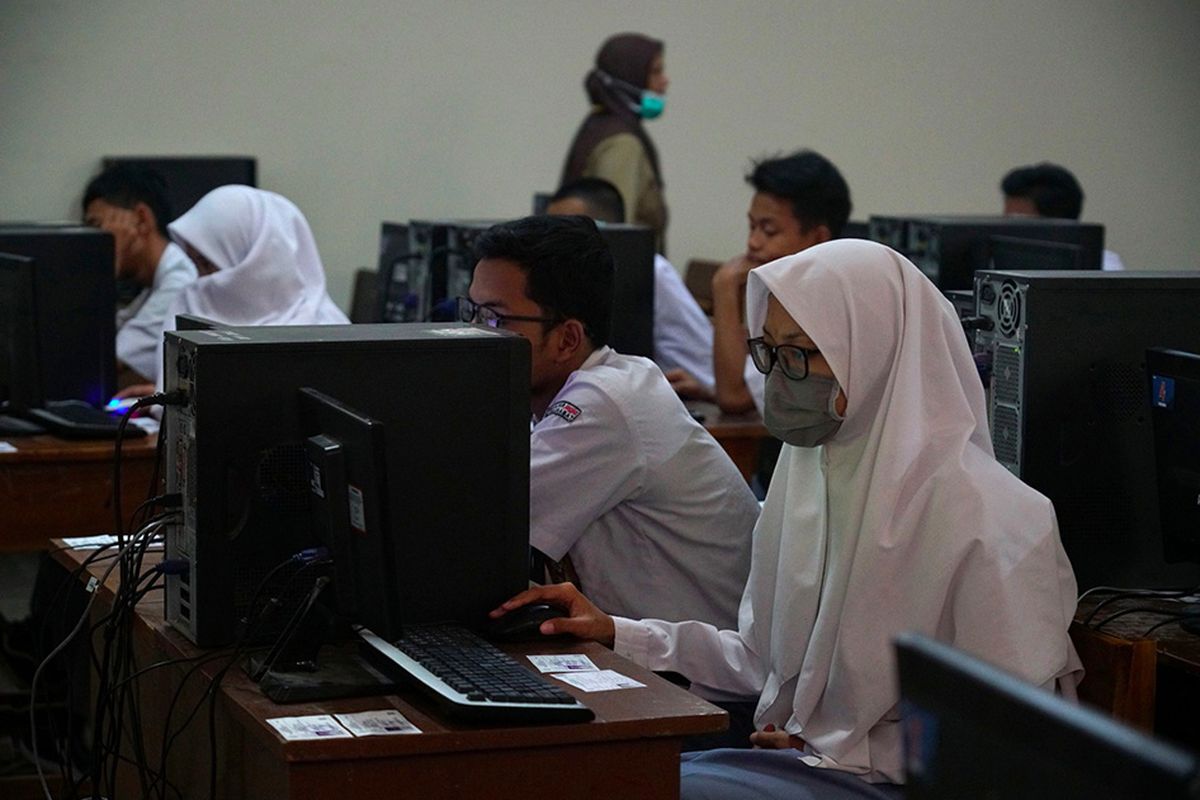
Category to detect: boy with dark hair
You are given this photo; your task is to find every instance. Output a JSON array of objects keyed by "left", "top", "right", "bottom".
[
  {"left": 547, "top": 178, "right": 715, "bottom": 395},
  {"left": 1000, "top": 162, "right": 1084, "bottom": 220},
  {"left": 687, "top": 150, "right": 851, "bottom": 413},
  {"left": 464, "top": 215, "right": 758, "bottom": 631},
  {"left": 1001, "top": 161, "right": 1124, "bottom": 270},
  {"left": 82, "top": 164, "right": 197, "bottom": 381}
]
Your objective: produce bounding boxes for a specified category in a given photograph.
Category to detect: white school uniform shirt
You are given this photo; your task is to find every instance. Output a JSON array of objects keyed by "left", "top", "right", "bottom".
[
  {"left": 115, "top": 242, "right": 197, "bottom": 380},
  {"left": 613, "top": 240, "right": 1081, "bottom": 784},
  {"left": 530, "top": 346, "right": 759, "bottom": 629},
  {"left": 1102, "top": 249, "right": 1125, "bottom": 271},
  {"left": 652, "top": 254, "right": 714, "bottom": 393}
]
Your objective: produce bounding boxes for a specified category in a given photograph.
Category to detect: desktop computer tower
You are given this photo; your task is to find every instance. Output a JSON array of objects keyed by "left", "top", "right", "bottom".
[
  {"left": 973, "top": 270, "right": 1200, "bottom": 589},
  {"left": 162, "top": 323, "right": 532, "bottom": 647},
  {"left": 870, "top": 215, "right": 1104, "bottom": 289}
]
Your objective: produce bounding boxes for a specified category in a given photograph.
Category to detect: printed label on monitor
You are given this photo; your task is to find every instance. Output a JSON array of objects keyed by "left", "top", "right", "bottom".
[
  {"left": 348, "top": 484, "right": 367, "bottom": 533},
  {"left": 309, "top": 463, "right": 325, "bottom": 498},
  {"left": 1152, "top": 375, "right": 1175, "bottom": 409}
]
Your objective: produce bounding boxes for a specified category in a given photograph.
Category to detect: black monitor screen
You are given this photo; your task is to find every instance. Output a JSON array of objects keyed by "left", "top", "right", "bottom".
[
  {"left": 896, "top": 633, "right": 1199, "bottom": 799},
  {"left": 102, "top": 156, "right": 257, "bottom": 220},
  {"left": 1148, "top": 348, "right": 1200, "bottom": 564},
  {"left": 0, "top": 227, "right": 116, "bottom": 409},
  {"left": 986, "top": 234, "right": 1085, "bottom": 271}
]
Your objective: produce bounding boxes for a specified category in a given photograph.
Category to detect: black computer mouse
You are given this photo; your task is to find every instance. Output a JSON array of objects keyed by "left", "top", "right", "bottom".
[{"left": 484, "top": 603, "right": 569, "bottom": 642}]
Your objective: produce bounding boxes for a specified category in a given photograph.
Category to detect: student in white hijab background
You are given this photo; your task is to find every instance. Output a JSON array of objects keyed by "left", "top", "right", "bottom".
[
  {"left": 491, "top": 239, "right": 1082, "bottom": 798},
  {"left": 117, "top": 185, "right": 349, "bottom": 396}
]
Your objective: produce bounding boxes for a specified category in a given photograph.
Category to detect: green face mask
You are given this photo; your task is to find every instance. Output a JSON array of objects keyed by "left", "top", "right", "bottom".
[{"left": 640, "top": 91, "right": 665, "bottom": 120}]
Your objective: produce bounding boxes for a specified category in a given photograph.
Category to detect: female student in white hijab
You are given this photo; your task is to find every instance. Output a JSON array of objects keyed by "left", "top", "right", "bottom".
[
  {"left": 118, "top": 185, "right": 348, "bottom": 396},
  {"left": 490, "top": 239, "right": 1082, "bottom": 798}
]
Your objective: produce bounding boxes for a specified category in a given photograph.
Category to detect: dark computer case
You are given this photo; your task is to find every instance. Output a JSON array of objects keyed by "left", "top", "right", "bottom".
[
  {"left": 973, "top": 270, "right": 1200, "bottom": 589},
  {"left": 162, "top": 324, "right": 531, "bottom": 647},
  {"left": 870, "top": 215, "right": 1104, "bottom": 289}
]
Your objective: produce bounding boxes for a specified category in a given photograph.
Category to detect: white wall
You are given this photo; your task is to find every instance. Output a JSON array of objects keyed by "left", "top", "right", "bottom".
[{"left": 2, "top": 0, "right": 1198, "bottom": 310}]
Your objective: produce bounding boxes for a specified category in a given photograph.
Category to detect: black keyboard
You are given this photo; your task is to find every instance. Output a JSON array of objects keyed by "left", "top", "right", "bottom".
[
  {"left": 358, "top": 625, "right": 594, "bottom": 724},
  {"left": 25, "top": 400, "right": 146, "bottom": 439}
]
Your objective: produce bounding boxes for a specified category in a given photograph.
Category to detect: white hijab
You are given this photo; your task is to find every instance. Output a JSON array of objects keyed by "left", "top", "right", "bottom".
[
  {"left": 165, "top": 185, "right": 348, "bottom": 329},
  {"left": 742, "top": 239, "right": 1081, "bottom": 781}
]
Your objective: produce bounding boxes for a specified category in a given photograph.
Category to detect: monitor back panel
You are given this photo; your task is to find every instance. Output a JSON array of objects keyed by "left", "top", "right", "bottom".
[
  {"left": 870, "top": 215, "right": 1103, "bottom": 289},
  {"left": 163, "top": 324, "right": 531, "bottom": 647},
  {"left": 0, "top": 227, "right": 116, "bottom": 409},
  {"left": 597, "top": 224, "right": 655, "bottom": 359},
  {"left": 974, "top": 270, "right": 1200, "bottom": 589},
  {"left": 102, "top": 156, "right": 257, "bottom": 220}
]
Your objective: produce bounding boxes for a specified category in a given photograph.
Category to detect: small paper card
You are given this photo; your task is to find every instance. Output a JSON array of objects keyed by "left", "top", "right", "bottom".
[
  {"left": 266, "top": 714, "right": 352, "bottom": 741},
  {"left": 527, "top": 654, "right": 598, "bottom": 674},
  {"left": 334, "top": 709, "right": 421, "bottom": 736},
  {"left": 0, "top": 442, "right": 17, "bottom": 453},
  {"left": 552, "top": 669, "right": 645, "bottom": 693}
]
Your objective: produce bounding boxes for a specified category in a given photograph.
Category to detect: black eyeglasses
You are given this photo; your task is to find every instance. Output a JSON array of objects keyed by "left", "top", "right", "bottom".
[
  {"left": 748, "top": 337, "right": 814, "bottom": 380},
  {"left": 457, "top": 297, "right": 560, "bottom": 329}
]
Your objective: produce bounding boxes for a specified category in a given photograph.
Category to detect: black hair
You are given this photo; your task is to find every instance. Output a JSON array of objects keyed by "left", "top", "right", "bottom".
[
  {"left": 81, "top": 164, "right": 173, "bottom": 237},
  {"left": 746, "top": 150, "right": 852, "bottom": 237},
  {"left": 1000, "top": 163, "right": 1084, "bottom": 220},
  {"left": 549, "top": 178, "right": 626, "bottom": 224},
  {"left": 474, "top": 215, "right": 614, "bottom": 347}
]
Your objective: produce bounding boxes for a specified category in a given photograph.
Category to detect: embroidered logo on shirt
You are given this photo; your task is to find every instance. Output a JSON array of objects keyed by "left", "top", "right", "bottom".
[{"left": 547, "top": 401, "right": 582, "bottom": 422}]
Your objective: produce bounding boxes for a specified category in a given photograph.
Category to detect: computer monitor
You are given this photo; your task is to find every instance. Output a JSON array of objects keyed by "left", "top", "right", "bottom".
[
  {"left": 986, "top": 234, "right": 1084, "bottom": 271},
  {"left": 896, "top": 633, "right": 1200, "bottom": 799},
  {"left": 162, "top": 323, "right": 532, "bottom": 647},
  {"left": 1147, "top": 349, "right": 1200, "bottom": 565},
  {"left": 378, "top": 219, "right": 656, "bottom": 358},
  {"left": 0, "top": 226, "right": 116, "bottom": 410},
  {"left": 595, "top": 222, "right": 655, "bottom": 359},
  {"left": 102, "top": 156, "right": 257, "bottom": 220}
]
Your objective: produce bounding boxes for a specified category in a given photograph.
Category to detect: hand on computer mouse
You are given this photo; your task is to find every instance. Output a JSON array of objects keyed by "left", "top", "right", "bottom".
[{"left": 490, "top": 583, "right": 616, "bottom": 647}]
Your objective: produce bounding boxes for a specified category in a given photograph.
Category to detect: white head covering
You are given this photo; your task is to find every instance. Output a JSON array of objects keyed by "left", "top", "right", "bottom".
[
  {"left": 165, "top": 185, "right": 348, "bottom": 328},
  {"left": 741, "top": 239, "right": 1080, "bottom": 782}
]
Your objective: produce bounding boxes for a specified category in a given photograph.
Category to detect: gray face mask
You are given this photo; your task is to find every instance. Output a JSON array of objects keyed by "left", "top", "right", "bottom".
[{"left": 763, "top": 370, "right": 843, "bottom": 447}]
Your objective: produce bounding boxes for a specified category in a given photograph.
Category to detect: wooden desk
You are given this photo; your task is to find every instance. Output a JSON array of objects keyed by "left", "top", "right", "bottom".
[
  {"left": 1074, "top": 595, "right": 1200, "bottom": 750},
  {"left": 688, "top": 401, "right": 773, "bottom": 483},
  {"left": 52, "top": 544, "right": 727, "bottom": 800},
  {"left": 0, "top": 433, "right": 158, "bottom": 551}
]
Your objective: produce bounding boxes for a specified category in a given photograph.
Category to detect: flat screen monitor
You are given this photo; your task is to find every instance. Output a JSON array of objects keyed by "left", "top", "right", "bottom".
[
  {"left": 0, "top": 226, "right": 116, "bottom": 409},
  {"left": 102, "top": 156, "right": 257, "bottom": 220},
  {"left": 595, "top": 223, "right": 655, "bottom": 359},
  {"left": 299, "top": 387, "right": 395, "bottom": 635},
  {"left": 986, "top": 234, "right": 1085, "bottom": 271},
  {"left": 1147, "top": 348, "right": 1200, "bottom": 565},
  {"left": 896, "top": 633, "right": 1200, "bottom": 799}
]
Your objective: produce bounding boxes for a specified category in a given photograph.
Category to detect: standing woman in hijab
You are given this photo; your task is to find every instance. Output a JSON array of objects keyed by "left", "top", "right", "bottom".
[
  {"left": 561, "top": 32, "right": 669, "bottom": 251},
  {"left": 492, "top": 240, "right": 1081, "bottom": 798}
]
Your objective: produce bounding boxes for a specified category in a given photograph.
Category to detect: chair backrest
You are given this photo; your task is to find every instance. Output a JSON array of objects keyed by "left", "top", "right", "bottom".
[
  {"left": 1068, "top": 621, "right": 1157, "bottom": 731},
  {"left": 350, "top": 268, "right": 380, "bottom": 323},
  {"left": 684, "top": 259, "right": 721, "bottom": 316}
]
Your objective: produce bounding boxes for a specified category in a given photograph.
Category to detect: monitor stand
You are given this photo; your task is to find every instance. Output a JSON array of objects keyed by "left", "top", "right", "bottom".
[{"left": 245, "top": 576, "right": 399, "bottom": 703}]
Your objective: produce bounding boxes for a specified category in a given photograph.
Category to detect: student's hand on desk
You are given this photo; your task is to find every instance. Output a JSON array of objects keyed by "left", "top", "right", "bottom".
[
  {"left": 665, "top": 368, "right": 713, "bottom": 401},
  {"left": 114, "top": 383, "right": 155, "bottom": 401},
  {"left": 749, "top": 723, "right": 805, "bottom": 750},
  {"left": 490, "top": 583, "right": 616, "bottom": 647}
]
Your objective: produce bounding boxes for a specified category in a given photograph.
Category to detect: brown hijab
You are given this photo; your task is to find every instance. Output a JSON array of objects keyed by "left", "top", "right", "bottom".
[{"left": 560, "top": 33, "right": 663, "bottom": 185}]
